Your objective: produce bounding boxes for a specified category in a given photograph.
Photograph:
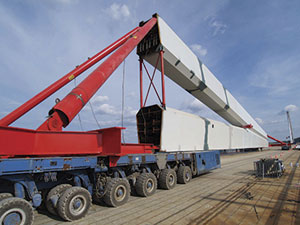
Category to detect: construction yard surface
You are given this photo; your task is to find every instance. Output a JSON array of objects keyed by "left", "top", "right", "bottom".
[{"left": 34, "top": 148, "right": 300, "bottom": 225}]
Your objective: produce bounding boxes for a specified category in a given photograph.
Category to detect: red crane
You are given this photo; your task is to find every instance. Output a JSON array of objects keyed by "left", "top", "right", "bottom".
[{"left": 0, "top": 16, "right": 158, "bottom": 161}]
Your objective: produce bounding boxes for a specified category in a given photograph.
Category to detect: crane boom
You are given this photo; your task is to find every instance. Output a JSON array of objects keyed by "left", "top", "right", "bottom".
[
  {"left": 286, "top": 111, "right": 294, "bottom": 144},
  {"left": 38, "top": 17, "right": 157, "bottom": 131},
  {"left": 0, "top": 27, "right": 139, "bottom": 127}
]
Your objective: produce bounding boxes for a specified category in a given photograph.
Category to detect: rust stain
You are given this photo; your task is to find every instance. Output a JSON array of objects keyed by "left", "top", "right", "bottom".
[
  {"left": 128, "top": 155, "right": 133, "bottom": 164},
  {"left": 63, "top": 164, "right": 71, "bottom": 170}
]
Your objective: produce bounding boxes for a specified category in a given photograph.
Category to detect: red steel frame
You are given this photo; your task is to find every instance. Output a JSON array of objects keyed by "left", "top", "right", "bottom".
[
  {"left": 160, "top": 50, "right": 166, "bottom": 108},
  {"left": 0, "top": 16, "right": 158, "bottom": 161},
  {"left": 0, "top": 126, "right": 153, "bottom": 160},
  {"left": 139, "top": 50, "right": 166, "bottom": 108},
  {"left": 267, "top": 134, "right": 288, "bottom": 146},
  {"left": 139, "top": 58, "right": 144, "bottom": 108},
  {"left": 242, "top": 124, "right": 253, "bottom": 129}
]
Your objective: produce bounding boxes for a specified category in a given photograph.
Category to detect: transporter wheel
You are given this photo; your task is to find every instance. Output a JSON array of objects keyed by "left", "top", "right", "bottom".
[
  {"left": 0, "top": 197, "right": 34, "bottom": 225},
  {"left": 103, "top": 178, "right": 130, "bottom": 207},
  {"left": 57, "top": 186, "right": 91, "bottom": 221},
  {"left": 135, "top": 173, "right": 157, "bottom": 197},
  {"left": 159, "top": 169, "right": 177, "bottom": 190},
  {"left": 177, "top": 166, "right": 192, "bottom": 184},
  {"left": 0, "top": 193, "right": 13, "bottom": 202},
  {"left": 46, "top": 184, "right": 72, "bottom": 215}
]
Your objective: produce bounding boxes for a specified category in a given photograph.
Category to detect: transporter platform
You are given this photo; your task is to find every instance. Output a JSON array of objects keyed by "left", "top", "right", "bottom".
[{"left": 33, "top": 147, "right": 300, "bottom": 225}]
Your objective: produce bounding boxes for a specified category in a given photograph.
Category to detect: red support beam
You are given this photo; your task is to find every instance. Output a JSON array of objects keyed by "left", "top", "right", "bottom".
[
  {"left": 267, "top": 135, "right": 286, "bottom": 145},
  {"left": 0, "top": 26, "right": 139, "bottom": 127},
  {"left": 139, "top": 57, "right": 143, "bottom": 108},
  {"left": 38, "top": 17, "right": 157, "bottom": 131},
  {"left": 242, "top": 124, "right": 253, "bottom": 129},
  {"left": 160, "top": 50, "right": 166, "bottom": 108},
  {"left": 141, "top": 51, "right": 166, "bottom": 108},
  {"left": 143, "top": 55, "right": 162, "bottom": 106}
]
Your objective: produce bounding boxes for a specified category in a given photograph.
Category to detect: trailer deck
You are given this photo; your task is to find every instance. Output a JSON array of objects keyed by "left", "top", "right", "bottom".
[{"left": 32, "top": 148, "right": 300, "bottom": 225}]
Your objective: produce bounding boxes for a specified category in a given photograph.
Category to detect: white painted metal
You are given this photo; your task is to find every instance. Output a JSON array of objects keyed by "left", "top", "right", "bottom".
[
  {"left": 286, "top": 111, "right": 294, "bottom": 143},
  {"left": 160, "top": 107, "right": 268, "bottom": 152},
  {"left": 142, "top": 15, "right": 267, "bottom": 141}
]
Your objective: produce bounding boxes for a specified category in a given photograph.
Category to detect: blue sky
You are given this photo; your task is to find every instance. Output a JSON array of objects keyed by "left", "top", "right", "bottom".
[{"left": 0, "top": 0, "right": 299, "bottom": 143}]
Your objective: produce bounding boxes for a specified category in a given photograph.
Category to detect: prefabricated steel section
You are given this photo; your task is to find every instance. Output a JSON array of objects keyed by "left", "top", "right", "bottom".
[
  {"left": 137, "top": 105, "right": 268, "bottom": 152},
  {"left": 137, "top": 15, "right": 267, "bottom": 142}
]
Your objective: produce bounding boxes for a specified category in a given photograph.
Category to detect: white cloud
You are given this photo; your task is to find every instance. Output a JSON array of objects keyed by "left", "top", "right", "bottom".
[
  {"left": 186, "top": 99, "right": 205, "bottom": 112},
  {"left": 284, "top": 104, "right": 298, "bottom": 112},
  {"left": 91, "top": 95, "right": 109, "bottom": 104},
  {"left": 124, "top": 106, "right": 137, "bottom": 118},
  {"left": 105, "top": 3, "right": 131, "bottom": 20},
  {"left": 208, "top": 17, "right": 227, "bottom": 36},
  {"left": 190, "top": 44, "right": 207, "bottom": 57},
  {"left": 78, "top": 96, "right": 110, "bottom": 112},
  {"left": 278, "top": 104, "right": 298, "bottom": 115},
  {"left": 84, "top": 102, "right": 137, "bottom": 119},
  {"left": 96, "top": 103, "right": 119, "bottom": 115}
]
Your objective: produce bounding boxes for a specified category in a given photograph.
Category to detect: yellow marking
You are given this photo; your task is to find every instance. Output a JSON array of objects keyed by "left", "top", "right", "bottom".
[
  {"left": 68, "top": 74, "right": 75, "bottom": 80},
  {"left": 133, "top": 35, "right": 137, "bottom": 39}
]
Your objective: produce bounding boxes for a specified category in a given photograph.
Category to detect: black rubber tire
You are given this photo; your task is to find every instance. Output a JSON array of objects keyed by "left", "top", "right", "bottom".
[
  {"left": 103, "top": 178, "right": 130, "bottom": 207},
  {"left": 135, "top": 173, "right": 157, "bottom": 197},
  {"left": 57, "top": 186, "right": 92, "bottom": 221},
  {"left": 0, "top": 193, "right": 13, "bottom": 202},
  {"left": 46, "top": 184, "right": 72, "bottom": 215},
  {"left": 0, "top": 197, "right": 34, "bottom": 225},
  {"left": 92, "top": 193, "right": 104, "bottom": 205},
  {"left": 159, "top": 169, "right": 177, "bottom": 190},
  {"left": 177, "top": 166, "right": 192, "bottom": 184}
]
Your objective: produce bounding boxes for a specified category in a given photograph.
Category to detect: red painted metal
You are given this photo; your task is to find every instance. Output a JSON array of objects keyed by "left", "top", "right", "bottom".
[
  {"left": 109, "top": 143, "right": 158, "bottom": 167},
  {"left": 0, "top": 126, "right": 153, "bottom": 158},
  {"left": 139, "top": 57, "right": 143, "bottom": 108},
  {"left": 141, "top": 51, "right": 166, "bottom": 108},
  {"left": 269, "top": 143, "right": 284, "bottom": 147},
  {"left": 0, "top": 16, "right": 158, "bottom": 159},
  {"left": 0, "top": 27, "right": 139, "bottom": 127},
  {"left": 38, "top": 17, "right": 157, "bottom": 131},
  {"left": 143, "top": 55, "right": 162, "bottom": 106},
  {"left": 160, "top": 50, "right": 166, "bottom": 108},
  {"left": 242, "top": 124, "right": 253, "bottom": 129},
  {"left": 267, "top": 135, "right": 286, "bottom": 145}
]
